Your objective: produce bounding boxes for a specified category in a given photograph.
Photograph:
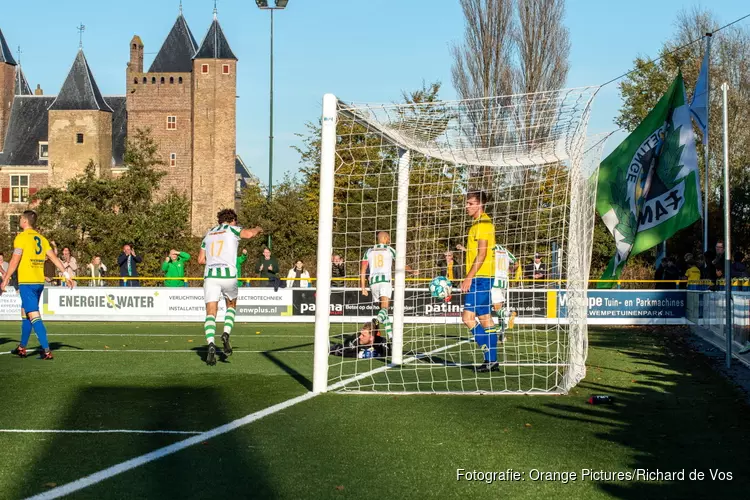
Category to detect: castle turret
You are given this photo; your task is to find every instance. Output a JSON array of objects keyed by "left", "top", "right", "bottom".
[
  {"left": 0, "top": 27, "right": 17, "bottom": 152},
  {"left": 47, "top": 49, "right": 113, "bottom": 187},
  {"left": 128, "top": 35, "right": 144, "bottom": 73},
  {"left": 191, "top": 12, "right": 237, "bottom": 235}
]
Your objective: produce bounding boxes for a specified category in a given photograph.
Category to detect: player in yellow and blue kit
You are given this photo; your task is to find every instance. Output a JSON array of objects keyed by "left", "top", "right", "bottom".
[
  {"left": 1, "top": 211, "right": 74, "bottom": 360},
  {"left": 460, "top": 192, "right": 499, "bottom": 372}
]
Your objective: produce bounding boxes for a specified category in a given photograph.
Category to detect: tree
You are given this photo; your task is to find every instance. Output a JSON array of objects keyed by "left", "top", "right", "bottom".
[
  {"left": 615, "top": 7, "right": 750, "bottom": 255},
  {"left": 32, "top": 128, "right": 193, "bottom": 283}
]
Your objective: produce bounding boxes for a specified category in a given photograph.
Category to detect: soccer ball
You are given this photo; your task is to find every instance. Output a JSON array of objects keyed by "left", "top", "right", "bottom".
[{"left": 429, "top": 276, "right": 452, "bottom": 300}]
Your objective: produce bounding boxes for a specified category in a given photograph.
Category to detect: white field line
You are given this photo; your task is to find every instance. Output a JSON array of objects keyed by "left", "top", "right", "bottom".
[
  {"left": 0, "top": 333, "right": 316, "bottom": 338},
  {"left": 26, "top": 339, "right": 467, "bottom": 500},
  {"left": 0, "top": 429, "right": 200, "bottom": 435},
  {"left": 31, "top": 349, "right": 313, "bottom": 354}
]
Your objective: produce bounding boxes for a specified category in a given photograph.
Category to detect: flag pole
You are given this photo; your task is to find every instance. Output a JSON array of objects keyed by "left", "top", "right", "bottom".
[
  {"left": 703, "top": 33, "right": 712, "bottom": 253},
  {"left": 721, "top": 81, "right": 732, "bottom": 369}
]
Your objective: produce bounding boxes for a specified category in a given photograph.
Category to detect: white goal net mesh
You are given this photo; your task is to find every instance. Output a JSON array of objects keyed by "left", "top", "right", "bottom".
[{"left": 317, "top": 88, "right": 603, "bottom": 394}]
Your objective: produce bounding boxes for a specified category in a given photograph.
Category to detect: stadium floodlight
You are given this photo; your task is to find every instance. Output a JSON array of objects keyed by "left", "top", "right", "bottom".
[
  {"left": 312, "top": 89, "right": 605, "bottom": 395},
  {"left": 255, "top": 0, "right": 289, "bottom": 249}
]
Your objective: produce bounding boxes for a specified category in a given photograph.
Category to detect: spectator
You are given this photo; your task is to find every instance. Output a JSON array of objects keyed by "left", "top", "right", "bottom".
[
  {"left": 0, "top": 252, "right": 8, "bottom": 281},
  {"left": 661, "top": 256, "right": 681, "bottom": 289},
  {"left": 714, "top": 240, "right": 725, "bottom": 266},
  {"left": 61, "top": 247, "right": 78, "bottom": 284},
  {"left": 44, "top": 240, "right": 59, "bottom": 286},
  {"left": 86, "top": 256, "right": 108, "bottom": 287},
  {"left": 237, "top": 248, "right": 249, "bottom": 287},
  {"left": 683, "top": 256, "right": 701, "bottom": 285},
  {"left": 701, "top": 250, "right": 716, "bottom": 280},
  {"left": 287, "top": 260, "right": 311, "bottom": 288},
  {"left": 117, "top": 244, "right": 142, "bottom": 287},
  {"left": 438, "top": 250, "right": 463, "bottom": 284},
  {"left": 512, "top": 260, "right": 523, "bottom": 283},
  {"left": 162, "top": 249, "right": 191, "bottom": 287},
  {"left": 524, "top": 253, "right": 547, "bottom": 288},
  {"left": 257, "top": 247, "right": 281, "bottom": 290},
  {"left": 331, "top": 254, "right": 346, "bottom": 287},
  {"left": 731, "top": 251, "right": 748, "bottom": 279}
]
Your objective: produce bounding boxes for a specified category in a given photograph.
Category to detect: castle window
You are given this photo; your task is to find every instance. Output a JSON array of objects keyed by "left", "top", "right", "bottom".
[
  {"left": 8, "top": 215, "right": 21, "bottom": 234},
  {"left": 132, "top": 44, "right": 137, "bottom": 50},
  {"left": 10, "top": 175, "right": 30, "bottom": 203},
  {"left": 133, "top": 78, "right": 138, "bottom": 84},
  {"left": 167, "top": 116, "right": 177, "bottom": 130},
  {"left": 170, "top": 153, "right": 177, "bottom": 167},
  {"left": 152, "top": 77, "right": 156, "bottom": 84},
  {"left": 222, "top": 64, "right": 230, "bottom": 75},
  {"left": 143, "top": 77, "right": 147, "bottom": 84},
  {"left": 160, "top": 77, "right": 165, "bottom": 84},
  {"left": 178, "top": 77, "right": 183, "bottom": 84},
  {"left": 201, "top": 64, "right": 209, "bottom": 74},
  {"left": 170, "top": 77, "right": 174, "bottom": 84},
  {"left": 38, "top": 142, "right": 48, "bottom": 160},
  {"left": 76, "top": 133, "right": 84, "bottom": 144}
]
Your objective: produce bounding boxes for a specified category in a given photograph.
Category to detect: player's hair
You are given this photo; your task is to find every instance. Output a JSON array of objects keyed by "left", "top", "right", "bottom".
[
  {"left": 365, "top": 320, "right": 380, "bottom": 337},
  {"left": 21, "top": 210, "right": 38, "bottom": 228},
  {"left": 217, "top": 208, "right": 238, "bottom": 225},
  {"left": 467, "top": 190, "right": 489, "bottom": 207}
]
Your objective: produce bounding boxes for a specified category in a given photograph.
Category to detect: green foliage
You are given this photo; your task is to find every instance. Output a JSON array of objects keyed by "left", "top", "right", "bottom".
[{"left": 32, "top": 128, "right": 193, "bottom": 282}]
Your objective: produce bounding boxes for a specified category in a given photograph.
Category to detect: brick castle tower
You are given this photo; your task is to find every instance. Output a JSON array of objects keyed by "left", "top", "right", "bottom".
[{"left": 0, "top": 9, "right": 243, "bottom": 236}]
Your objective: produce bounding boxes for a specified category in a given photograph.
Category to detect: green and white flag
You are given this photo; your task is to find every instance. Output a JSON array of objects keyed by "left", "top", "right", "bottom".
[{"left": 596, "top": 72, "right": 702, "bottom": 287}]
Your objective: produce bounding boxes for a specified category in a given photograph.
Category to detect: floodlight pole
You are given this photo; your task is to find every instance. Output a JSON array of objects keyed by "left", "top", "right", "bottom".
[
  {"left": 721, "top": 81, "right": 732, "bottom": 369},
  {"left": 256, "top": 1, "right": 288, "bottom": 250}
]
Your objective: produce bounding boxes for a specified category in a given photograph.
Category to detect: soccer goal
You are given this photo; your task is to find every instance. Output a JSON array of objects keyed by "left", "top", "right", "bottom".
[{"left": 312, "top": 89, "right": 604, "bottom": 395}]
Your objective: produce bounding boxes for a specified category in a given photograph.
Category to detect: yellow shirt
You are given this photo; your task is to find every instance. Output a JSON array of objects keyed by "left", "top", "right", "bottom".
[
  {"left": 466, "top": 213, "right": 495, "bottom": 278},
  {"left": 13, "top": 229, "right": 52, "bottom": 284},
  {"left": 685, "top": 266, "right": 701, "bottom": 282}
]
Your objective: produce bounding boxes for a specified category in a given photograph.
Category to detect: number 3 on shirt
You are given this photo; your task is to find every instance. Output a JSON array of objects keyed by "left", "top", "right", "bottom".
[
  {"left": 209, "top": 240, "right": 224, "bottom": 257},
  {"left": 34, "top": 236, "right": 43, "bottom": 255}
]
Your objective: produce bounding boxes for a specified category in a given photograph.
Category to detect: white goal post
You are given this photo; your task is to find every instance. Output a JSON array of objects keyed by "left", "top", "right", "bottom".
[{"left": 313, "top": 89, "right": 604, "bottom": 395}]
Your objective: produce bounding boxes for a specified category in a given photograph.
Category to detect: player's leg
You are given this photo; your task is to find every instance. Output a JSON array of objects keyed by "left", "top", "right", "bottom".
[
  {"left": 221, "top": 279, "right": 239, "bottom": 356},
  {"left": 475, "top": 279, "right": 499, "bottom": 371},
  {"left": 203, "top": 279, "right": 221, "bottom": 366},
  {"left": 12, "top": 306, "right": 31, "bottom": 358},
  {"left": 21, "top": 285, "right": 52, "bottom": 359},
  {"left": 463, "top": 280, "right": 491, "bottom": 367},
  {"left": 377, "top": 293, "right": 392, "bottom": 340}
]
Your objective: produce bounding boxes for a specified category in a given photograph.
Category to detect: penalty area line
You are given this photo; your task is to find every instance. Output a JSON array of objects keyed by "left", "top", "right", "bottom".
[
  {"left": 27, "top": 338, "right": 468, "bottom": 500},
  {"left": 0, "top": 429, "right": 201, "bottom": 435}
]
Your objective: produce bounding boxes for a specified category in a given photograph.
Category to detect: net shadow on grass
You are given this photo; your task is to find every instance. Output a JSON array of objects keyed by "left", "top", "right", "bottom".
[
  {"left": 17, "top": 386, "right": 277, "bottom": 499},
  {"left": 262, "top": 342, "right": 315, "bottom": 391},
  {"left": 518, "top": 328, "right": 750, "bottom": 499},
  {"left": 0, "top": 337, "right": 15, "bottom": 347}
]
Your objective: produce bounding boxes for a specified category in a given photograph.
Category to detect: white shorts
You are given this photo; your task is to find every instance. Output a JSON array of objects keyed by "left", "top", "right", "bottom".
[
  {"left": 370, "top": 282, "right": 393, "bottom": 302},
  {"left": 204, "top": 278, "right": 238, "bottom": 303},
  {"left": 491, "top": 287, "right": 507, "bottom": 305}
]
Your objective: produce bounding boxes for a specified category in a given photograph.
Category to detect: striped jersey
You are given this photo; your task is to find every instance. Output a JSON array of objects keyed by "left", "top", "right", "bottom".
[
  {"left": 201, "top": 224, "right": 241, "bottom": 278},
  {"left": 492, "top": 244, "right": 516, "bottom": 289},
  {"left": 363, "top": 244, "right": 396, "bottom": 284}
]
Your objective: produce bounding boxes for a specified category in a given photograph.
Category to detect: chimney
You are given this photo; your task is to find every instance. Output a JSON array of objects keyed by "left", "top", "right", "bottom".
[{"left": 34, "top": 84, "right": 42, "bottom": 95}]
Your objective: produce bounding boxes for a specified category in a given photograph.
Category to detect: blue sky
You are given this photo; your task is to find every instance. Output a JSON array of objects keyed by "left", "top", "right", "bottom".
[{"left": 2, "top": 0, "right": 747, "bottom": 186}]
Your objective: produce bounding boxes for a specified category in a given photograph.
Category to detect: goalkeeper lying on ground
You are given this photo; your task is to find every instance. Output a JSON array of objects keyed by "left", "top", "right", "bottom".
[{"left": 330, "top": 320, "right": 390, "bottom": 359}]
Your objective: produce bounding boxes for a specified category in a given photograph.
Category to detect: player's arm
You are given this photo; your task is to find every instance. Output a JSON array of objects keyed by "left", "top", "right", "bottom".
[
  {"left": 360, "top": 259, "right": 369, "bottom": 295},
  {"left": 461, "top": 240, "right": 488, "bottom": 292},
  {"left": 240, "top": 226, "right": 263, "bottom": 239},
  {"left": 198, "top": 238, "right": 207, "bottom": 265},
  {"left": 1, "top": 251, "right": 22, "bottom": 291},
  {"left": 46, "top": 249, "right": 74, "bottom": 289}
]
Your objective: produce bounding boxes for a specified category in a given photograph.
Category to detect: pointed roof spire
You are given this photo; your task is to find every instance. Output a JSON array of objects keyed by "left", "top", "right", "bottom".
[
  {"left": 194, "top": 15, "right": 237, "bottom": 60},
  {"left": 15, "top": 66, "right": 31, "bottom": 96},
  {"left": 179, "top": 0, "right": 183, "bottom": 15},
  {"left": 213, "top": 0, "right": 218, "bottom": 19},
  {"left": 0, "top": 27, "right": 17, "bottom": 65},
  {"left": 49, "top": 49, "right": 113, "bottom": 112},
  {"left": 149, "top": 13, "right": 199, "bottom": 72}
]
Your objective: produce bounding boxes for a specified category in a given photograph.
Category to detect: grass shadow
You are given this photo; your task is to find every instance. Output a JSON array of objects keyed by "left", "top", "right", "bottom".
[
  {"left": 16, "top": 386, "right": 277, "bottom": 499},
  {"left": 263, "top": 342, "right": 314, "bottom": 391}
]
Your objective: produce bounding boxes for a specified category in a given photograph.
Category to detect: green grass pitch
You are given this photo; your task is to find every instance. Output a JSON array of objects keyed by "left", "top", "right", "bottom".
[{"left": 0, "top": 322, "right": 749, "bottom": 499}]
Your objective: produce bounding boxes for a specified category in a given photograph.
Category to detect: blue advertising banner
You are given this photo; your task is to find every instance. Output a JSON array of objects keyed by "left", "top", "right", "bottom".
[{"left": 558, "top": 290, "right": 686, "bottom": 322}]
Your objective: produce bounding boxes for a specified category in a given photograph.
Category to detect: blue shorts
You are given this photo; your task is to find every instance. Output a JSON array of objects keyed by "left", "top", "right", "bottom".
[
  {"left": 463, "top": 277, "right": 492, "bottom": 317},
  {"left": 19, "top": 284, "right": 44, "bottom": 314}
]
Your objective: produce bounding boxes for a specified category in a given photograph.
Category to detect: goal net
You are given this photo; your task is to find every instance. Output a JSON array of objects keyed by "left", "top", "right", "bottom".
[{"left": 312, "top": 88, "right": 603, "bottom": 395}]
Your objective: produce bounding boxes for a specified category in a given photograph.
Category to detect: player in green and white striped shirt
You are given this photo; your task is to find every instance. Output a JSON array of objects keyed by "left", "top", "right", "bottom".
[
  {"left": 491, "top": 244, "right": 517, "bottom": 338},
  {"left": 198, "top": 209, "right": 262, "bottom": 366},
  {"left": 360, "top": 232, "right": 397, "bottom": 339}
]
